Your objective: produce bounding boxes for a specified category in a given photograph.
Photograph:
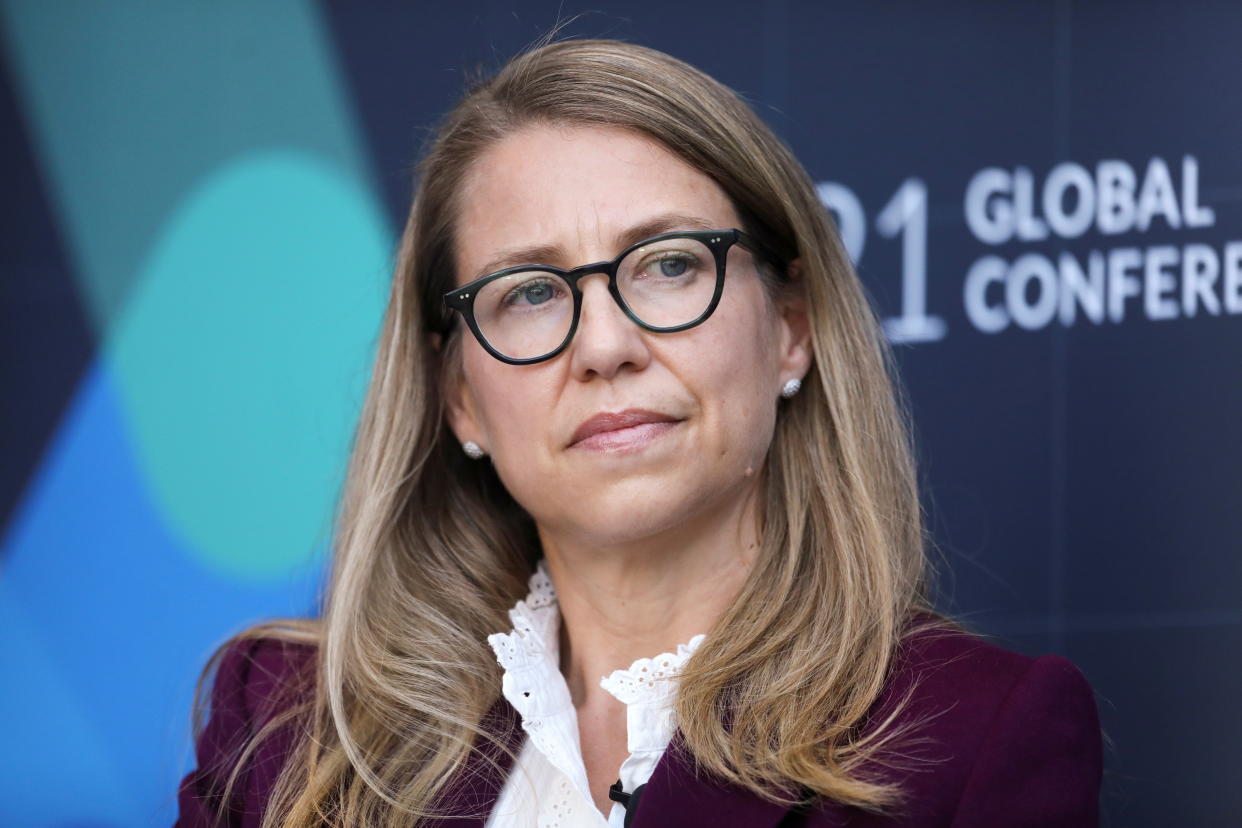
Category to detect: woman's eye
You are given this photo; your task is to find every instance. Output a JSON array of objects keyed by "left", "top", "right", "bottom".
[
  {"left": 648, "top": 254, "right": 695, "bottom": 278},
  {"left": 503, "top": 278, "right": 560, "bottom": 307}
]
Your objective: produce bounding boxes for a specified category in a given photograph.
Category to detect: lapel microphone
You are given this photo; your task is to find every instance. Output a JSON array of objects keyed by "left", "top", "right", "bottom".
[{"left": 608, "top": 779, "right": 646, "bottom": 826}]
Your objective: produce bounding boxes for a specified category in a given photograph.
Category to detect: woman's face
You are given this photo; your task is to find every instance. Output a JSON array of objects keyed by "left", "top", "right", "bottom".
[{"left": 444, "top": 123, "right": 811, "bottom": 546}]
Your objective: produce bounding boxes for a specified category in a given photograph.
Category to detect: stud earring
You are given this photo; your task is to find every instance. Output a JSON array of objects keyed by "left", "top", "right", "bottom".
[
  {"left": 462, "top": 441, "right": 486, "bottom": 459},
  {"left": 780, "top": 378, "right": 802, "bottom": 399}
]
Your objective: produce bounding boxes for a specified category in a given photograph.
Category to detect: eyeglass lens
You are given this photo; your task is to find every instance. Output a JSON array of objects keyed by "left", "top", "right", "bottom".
[{"left": 470, "top": 235, "right": 718, "bottom": 361}]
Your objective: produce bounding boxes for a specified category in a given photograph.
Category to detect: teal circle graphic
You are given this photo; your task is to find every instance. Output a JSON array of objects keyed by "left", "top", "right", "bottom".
[{"left": 106, "top": 150, "right": 391, "bottom": 580}]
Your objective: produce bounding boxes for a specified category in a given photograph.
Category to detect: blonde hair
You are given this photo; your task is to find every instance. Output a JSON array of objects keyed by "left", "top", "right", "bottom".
[{"left": 189, "top": 36, "right": 967, "bottom": 827}]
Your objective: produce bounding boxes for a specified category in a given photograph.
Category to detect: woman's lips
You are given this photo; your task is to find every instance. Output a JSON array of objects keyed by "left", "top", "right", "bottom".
[
  {"left": 569, "top": 419, "right": 680, "bottom": 452},
  {"left": 569, "top": 409, "right": 681, "bottom": 447}
]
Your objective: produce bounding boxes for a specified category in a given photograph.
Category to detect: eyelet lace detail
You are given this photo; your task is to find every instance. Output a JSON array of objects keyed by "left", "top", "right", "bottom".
[
  {"left": 485, "top": 559, "right": 707, "bottom": 827},
  {"left": 487, "top": 561, "right": 592, "bottom": 801},
  {"left": 599, "top": 634, "right": 706, "bottom": 704},
  {"left": 536, "top": 776, "right": 576, "bottom": 828},
  {"left": 487, "top": 561, "right": 558, "bottom": 673}
]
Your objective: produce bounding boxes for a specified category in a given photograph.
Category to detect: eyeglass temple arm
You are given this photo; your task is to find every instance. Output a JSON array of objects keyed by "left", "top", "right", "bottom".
[{"left": 733, "top": 229, "right": 786, "bottom": 272}]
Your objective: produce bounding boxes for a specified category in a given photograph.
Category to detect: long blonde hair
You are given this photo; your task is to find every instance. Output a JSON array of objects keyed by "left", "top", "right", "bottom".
[{"left": 190, "top": 36, "right": 967, "bottom": 827}]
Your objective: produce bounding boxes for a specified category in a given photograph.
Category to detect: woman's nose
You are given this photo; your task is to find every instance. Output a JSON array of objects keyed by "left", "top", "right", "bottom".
[{"left": 567, "top": 274, "right": 651, "bottom": 381}]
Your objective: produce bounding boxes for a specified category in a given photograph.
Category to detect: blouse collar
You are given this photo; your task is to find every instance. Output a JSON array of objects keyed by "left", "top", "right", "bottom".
[{"left": 486, "top": 560, "right": 705, "bottom": 802}]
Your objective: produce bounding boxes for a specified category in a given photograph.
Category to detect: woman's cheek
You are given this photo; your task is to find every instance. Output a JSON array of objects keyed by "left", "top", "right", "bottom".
[{"left": 490, "top": 445, "right": 551, "bottom": 520}]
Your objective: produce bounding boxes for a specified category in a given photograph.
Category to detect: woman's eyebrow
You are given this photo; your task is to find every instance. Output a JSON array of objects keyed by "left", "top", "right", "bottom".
[{"left": 470, "top": 212, "right": 718, "bottom": 280}]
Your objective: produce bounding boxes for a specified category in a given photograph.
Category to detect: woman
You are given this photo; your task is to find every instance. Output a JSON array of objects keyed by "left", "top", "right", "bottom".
[{"left": 176, "top": 38, "right": 1103, "bottom": 827}]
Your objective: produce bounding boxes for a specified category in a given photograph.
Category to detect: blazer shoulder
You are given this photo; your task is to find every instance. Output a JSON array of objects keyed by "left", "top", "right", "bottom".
[
  {"left": 889, "top": 615, "right": 1045, "bottom": 702},
  {"left": 233, "top": 636, "right": 319, "bottom": 725},
  {"left": 833, "top": 615, "right": 1102, "bottom": 826},
  {"left": 915, "top": 628, "right": 1103, "bottom": 826},
  {"left": 175, "top": 635, "right": 318, "bottom": 828},
  {"left": 881, "top": 614, "right": 1100, "bottom": 752}
]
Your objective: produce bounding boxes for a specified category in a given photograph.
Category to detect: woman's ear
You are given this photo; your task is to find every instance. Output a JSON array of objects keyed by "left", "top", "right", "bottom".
[
  {"left": 439, "top": 342, "right": 486, "bottom": 453},
  {"left": 776, "top": 257, "right": 813, "bottom": 383}
]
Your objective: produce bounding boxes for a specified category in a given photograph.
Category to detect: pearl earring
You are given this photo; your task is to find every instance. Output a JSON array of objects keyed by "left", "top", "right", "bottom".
[
  {"left": 462, "top": 441, "right": 486, "bottom": 459},
  {"left": 780, "top": 378, "right": 802, "bottom": 399}
]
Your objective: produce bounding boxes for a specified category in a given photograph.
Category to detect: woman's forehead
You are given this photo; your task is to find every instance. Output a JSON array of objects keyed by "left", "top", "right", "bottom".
[{"left": 453, "top": 124, "right": 738, "bottom": 277}]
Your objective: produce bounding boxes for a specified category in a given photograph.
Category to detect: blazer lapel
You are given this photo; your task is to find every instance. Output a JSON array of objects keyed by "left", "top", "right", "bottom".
[
  {"left": 421, "top": 705, "right": 798, "bottom": 828},
  {"left": 629, "top": 733, "right": 795, "bottom": 828},
  {"left": 421, "top": 697, "right": 524, "bottom": 828}
]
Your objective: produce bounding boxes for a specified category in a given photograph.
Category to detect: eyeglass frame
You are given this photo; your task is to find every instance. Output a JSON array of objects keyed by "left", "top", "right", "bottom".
[{"left": 441, "top": 227, "right": 766, "bottom": 365}]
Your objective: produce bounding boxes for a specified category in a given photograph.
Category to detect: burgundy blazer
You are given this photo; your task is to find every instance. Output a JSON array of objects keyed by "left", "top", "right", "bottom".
[{"left": 175, "top": 616, "right": 1103, "bottom": 827}]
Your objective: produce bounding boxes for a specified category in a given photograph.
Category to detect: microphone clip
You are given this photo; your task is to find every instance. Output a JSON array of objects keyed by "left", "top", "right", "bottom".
[{"left": 608, "top": 779, "right": 646, "bottom": 826}]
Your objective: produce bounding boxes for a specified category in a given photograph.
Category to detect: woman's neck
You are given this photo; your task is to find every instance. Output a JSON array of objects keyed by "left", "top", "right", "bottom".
[{"left": 538, "top": 478, "right": 761, "bottom": 707}]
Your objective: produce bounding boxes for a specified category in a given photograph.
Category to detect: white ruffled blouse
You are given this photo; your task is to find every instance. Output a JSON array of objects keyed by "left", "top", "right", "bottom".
[{"left": 484, "top": 561, "right": 705, "bottom": 827}]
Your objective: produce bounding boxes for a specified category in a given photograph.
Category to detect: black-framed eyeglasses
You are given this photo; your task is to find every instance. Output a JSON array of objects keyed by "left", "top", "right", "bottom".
[{"left": 442, "top": 228, "right": 762, "bottom": 365}]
